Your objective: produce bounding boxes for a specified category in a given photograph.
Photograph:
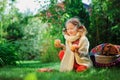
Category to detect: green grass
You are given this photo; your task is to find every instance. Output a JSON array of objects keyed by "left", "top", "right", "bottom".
[{"left": 0, "top": 61, "right": 120, "bottom": 80}]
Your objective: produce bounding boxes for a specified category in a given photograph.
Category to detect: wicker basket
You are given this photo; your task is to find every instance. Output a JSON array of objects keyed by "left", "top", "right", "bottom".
[{"left": 95, "top": 54, "right": 117, "bottom": 64}]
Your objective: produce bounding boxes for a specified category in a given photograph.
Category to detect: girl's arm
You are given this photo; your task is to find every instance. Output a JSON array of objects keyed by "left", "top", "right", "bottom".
[
  {"left": 61, "top": 44, "right": 66, "bottom": 50},
  {"left": 70, "top": 44, "right": 79, "bottom": 52},
  {"left": 54, "top": 39, "right": 66, "bottom": 50}
]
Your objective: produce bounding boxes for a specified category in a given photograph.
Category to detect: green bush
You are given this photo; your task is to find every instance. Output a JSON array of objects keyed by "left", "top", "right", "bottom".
[
  {"left": 89, "top": 0, "right": 120, "bottom": 48},
  {"left": 0, "top": 42, "right": 19, "bottom": 66},
  {"left": 40, "top": 31, "right": 60, "bottom": 63}
]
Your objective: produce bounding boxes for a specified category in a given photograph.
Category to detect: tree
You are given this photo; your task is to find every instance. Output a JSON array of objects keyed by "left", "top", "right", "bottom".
[
  {"left": 0, "top": 0, "right": 7, "bottom": 43},
  {"left": 89, "top": 0, "right": 120, "bottom": 48}
]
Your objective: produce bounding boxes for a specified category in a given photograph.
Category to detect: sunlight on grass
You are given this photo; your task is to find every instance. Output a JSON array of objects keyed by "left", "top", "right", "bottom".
[
  {"left": 45, "top": 63, "right": 60, "bottom": 70},
  {"left": 98, "top": 68, "right": 108, "bottom": 74},
  {"left": 24, "top": 72, "right": 37, "bottom": 80},
  {"left": 16, "top": 61, "right": 41, "bottom": 64}
]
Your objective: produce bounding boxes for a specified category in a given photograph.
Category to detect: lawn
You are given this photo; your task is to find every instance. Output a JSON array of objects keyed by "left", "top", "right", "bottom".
[{"left": 0, "top": 61, "right": 120, "bottom": 80}]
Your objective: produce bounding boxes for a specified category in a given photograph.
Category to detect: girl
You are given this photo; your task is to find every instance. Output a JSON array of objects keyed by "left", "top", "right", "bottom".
[{"left": 54, "top": 17, "right": 92, "bottom": 72}]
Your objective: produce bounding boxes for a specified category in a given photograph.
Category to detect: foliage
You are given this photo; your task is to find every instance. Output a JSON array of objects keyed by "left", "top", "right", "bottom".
[
  {"left": 39, "top": 0, "right": 90, "bottom": 36},
  {"left": 39, "top": 32, "right": 60, "bottom": 63},
  {"left": 0, "top": 0, "right": 23, "bottom": 66},
  {"left": 0, "top": 42, "right": 19, "bottom": 66},
  {"left": 6, "top": 21, "right": 24, "bottom": 41},
  {"left": 17, "top": 17, "right": 48, "bottom": 60},
  {"left": 0, "top": 0, "right": 43, "bottom": 61},
  {"left": 89, "top": 0, "right": 120, "bottom": 48}
]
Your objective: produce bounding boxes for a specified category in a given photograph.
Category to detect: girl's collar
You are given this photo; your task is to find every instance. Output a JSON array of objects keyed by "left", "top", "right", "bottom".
[{"left": 63, "top": 32, "right": 81, "bottom": 42}]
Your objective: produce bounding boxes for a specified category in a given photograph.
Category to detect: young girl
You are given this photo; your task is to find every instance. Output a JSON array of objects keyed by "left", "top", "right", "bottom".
[{"left": 54, "top": 17, "right": 92, "bottom": 72}]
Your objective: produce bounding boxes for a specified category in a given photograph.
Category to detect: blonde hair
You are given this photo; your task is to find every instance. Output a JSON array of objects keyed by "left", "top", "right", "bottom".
[{"left": 64, "top": 17, "right": 87, "bottom": 36}]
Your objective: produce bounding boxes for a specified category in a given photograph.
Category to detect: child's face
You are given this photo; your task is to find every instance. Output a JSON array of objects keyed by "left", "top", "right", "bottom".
[{"left": 66, "top": 22, "right": 78, "bottom": 36}]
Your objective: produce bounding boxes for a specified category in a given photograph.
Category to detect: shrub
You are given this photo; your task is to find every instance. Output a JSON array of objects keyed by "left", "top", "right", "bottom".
[
  {"left": 40, "top": 30, "right": 60, "bottom": 63},
  {"left": 0, "top": 42, "right": 19, "bottom": 66},
  {"left": 89, "top": 0, "right": 120, "bottom": 48}
]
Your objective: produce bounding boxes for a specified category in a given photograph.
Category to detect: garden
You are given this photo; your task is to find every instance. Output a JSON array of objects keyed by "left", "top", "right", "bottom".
[{"left": 0, "top": 0, "right": 120, "bottom": 80}]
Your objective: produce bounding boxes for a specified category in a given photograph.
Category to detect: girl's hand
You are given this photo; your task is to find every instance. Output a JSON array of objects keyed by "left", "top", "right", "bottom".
[
  {"left": 54, "top": 39, "right": 62, "bottom": 48},
  {"left": 71, "top": 44, "right": 79, "bottom": 52}
]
